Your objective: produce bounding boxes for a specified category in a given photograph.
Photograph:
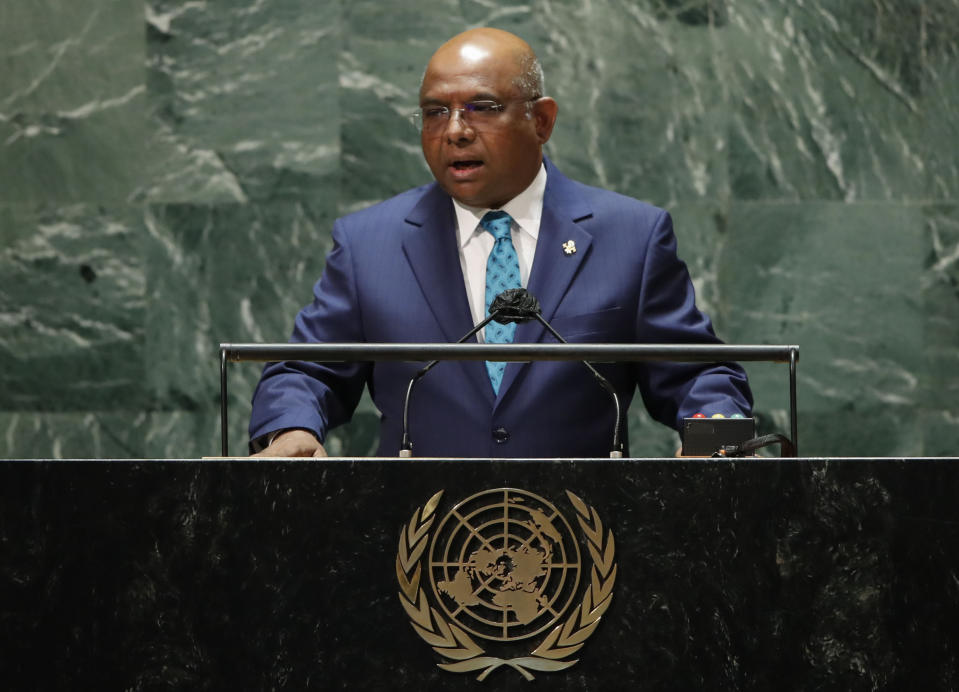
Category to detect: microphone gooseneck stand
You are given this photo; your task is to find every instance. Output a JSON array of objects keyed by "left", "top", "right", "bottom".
[
  {"left": 527, "top": 311, "right": 624, "bottom": 458},
  {"left": 398, "top": 311, "right": 500, "bottom": 457},
  {"left": 399, "top": 289, "right": 624, "bottom": 459}
]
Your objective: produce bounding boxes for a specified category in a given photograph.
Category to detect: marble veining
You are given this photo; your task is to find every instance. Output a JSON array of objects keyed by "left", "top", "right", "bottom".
[{"left": 0, "top": 1, "right": 957, "bottom": 458}]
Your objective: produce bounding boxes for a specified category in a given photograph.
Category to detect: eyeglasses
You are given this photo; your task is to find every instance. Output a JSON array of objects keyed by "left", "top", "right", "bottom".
[{"left": 410, "top": 98, "right": 538, "bottom": 134}]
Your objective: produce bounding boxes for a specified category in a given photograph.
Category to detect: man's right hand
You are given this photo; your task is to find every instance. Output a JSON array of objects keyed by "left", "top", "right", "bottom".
[{"left": 251, "top": 429, "right": 328, "bottom": 458}]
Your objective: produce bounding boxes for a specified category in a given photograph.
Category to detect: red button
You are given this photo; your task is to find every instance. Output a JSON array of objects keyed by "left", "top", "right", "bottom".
[{"left": 692, "top": 413, "right": 707, "bottom": 418}]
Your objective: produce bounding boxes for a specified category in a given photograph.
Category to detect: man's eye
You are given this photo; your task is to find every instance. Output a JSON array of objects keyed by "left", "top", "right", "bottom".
[
  {"left": 422, "top": 107, "right": 448, "bottom": 118},
  {"left": 467, "top": 102, "right": 501, "bottom": 114}
]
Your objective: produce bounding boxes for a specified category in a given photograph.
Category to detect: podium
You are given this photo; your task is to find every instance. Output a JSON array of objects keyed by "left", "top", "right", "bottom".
[{"left": 2, "top": 457, "right": 959, "bottom": 690}]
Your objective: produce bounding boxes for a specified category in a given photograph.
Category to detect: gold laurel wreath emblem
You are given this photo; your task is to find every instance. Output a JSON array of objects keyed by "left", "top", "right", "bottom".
[{"left": 395, "top": 490, "right": 617, "bottom": 681}]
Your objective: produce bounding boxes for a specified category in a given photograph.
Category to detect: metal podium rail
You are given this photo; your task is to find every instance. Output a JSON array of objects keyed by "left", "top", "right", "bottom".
[{"left": 219, "top": 343, "right": 799, "bottom": 457}]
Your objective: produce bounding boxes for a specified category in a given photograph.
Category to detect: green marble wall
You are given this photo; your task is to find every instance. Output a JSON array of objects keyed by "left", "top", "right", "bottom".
[{"left": 2, "top": 0, "right": 957, "bottom": 458}]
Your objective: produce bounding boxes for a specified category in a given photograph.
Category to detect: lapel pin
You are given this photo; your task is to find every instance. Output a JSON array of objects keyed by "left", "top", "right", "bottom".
[{"left": 562, "top": 239, "right": 576, "bottom": 255}]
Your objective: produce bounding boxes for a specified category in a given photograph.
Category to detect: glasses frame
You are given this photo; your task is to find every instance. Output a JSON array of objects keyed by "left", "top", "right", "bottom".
[{"left": 410, "top": 97, "right": 541, "bottom": 134}]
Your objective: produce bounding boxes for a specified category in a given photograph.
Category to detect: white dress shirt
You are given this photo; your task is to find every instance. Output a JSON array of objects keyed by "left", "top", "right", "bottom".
[{"left": 452, "top": 163, "right": 547, "bottom": 340}]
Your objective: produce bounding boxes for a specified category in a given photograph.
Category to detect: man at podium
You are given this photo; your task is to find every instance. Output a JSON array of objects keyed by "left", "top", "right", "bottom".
[{"left": 249, "top": 28, "right": 751, "bottom": 458}]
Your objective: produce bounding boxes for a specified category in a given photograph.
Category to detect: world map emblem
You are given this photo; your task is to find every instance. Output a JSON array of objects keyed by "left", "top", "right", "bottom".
[{"left": 395, "top": 488, "right": 617, "bottom": 681}]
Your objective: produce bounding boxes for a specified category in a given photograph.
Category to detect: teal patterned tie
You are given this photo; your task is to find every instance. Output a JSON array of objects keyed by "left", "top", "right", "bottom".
[{"left": 481, "top": 211, "right": 520, "bottom": 394}]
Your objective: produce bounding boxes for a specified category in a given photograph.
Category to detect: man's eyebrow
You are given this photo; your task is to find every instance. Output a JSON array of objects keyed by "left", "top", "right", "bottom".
[{"left": 419, "top": 92, "right": 502, "bottom": 106}]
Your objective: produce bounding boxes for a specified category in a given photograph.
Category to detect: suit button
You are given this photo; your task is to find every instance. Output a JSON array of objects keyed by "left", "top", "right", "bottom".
[{"left": 492, "top": 427, "right": 510, "bottom": 443}]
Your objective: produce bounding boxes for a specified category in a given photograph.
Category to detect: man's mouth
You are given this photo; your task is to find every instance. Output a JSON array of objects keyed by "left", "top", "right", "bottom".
[{"left": 449, "top": 160, "right": 483, "bottom": 173}]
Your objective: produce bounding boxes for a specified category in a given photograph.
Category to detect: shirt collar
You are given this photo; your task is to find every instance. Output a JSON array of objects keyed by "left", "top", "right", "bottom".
[{"left": 453, "top": 162, "right": 547, "bottom": 248}]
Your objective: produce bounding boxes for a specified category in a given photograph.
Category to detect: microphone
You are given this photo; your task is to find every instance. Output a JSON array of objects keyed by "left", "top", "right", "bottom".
[
  {"left": 398, "top": 289, "right": 531, "bottom": 457},
  {"left": 399, "top": 288, "right": 625, "bottom": 458}
]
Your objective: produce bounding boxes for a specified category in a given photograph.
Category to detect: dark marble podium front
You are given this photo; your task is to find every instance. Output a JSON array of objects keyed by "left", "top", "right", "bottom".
[{"left": 1, "top": 458, "right": 958, "bottom": 690}]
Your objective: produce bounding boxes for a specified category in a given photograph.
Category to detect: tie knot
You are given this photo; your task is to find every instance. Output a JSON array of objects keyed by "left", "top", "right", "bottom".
[{"left": 480, "top": 211, "right": 513, "bottom": 241}]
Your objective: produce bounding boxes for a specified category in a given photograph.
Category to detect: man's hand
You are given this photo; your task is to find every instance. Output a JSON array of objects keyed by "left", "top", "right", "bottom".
[{"left": 252, "top": 429, "right": 328, "bottom": 458}]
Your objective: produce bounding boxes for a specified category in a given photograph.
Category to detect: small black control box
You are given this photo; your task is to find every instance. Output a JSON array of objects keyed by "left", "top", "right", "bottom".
[{"left": 681, "top": 417, "right": 756, "bottom": 456}]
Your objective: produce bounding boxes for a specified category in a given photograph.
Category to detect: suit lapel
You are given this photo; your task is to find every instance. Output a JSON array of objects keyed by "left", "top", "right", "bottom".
[
  {"left": 402, "top": 184, "right": 494, "bottom": 404},
  {"left": 495, "top": 160, "right": 594, "bottom": 403}
]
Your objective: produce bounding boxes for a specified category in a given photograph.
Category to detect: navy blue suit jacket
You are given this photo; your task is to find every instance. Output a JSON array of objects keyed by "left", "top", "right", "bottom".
[{"left": 249, "top": 160, "right": 751, "bottom": 457}]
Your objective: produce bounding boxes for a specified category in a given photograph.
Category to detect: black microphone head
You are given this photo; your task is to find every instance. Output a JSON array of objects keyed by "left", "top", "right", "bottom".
[{"left": 490, "top": 288, "right": 541, "bottom": 324}]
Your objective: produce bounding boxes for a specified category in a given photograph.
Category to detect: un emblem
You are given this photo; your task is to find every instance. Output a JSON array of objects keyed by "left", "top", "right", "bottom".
[{"left": 396, "top": 489, "right": 617, "bottom": 681}]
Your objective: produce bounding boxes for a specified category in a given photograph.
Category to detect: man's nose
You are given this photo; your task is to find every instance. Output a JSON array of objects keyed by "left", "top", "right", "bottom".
[{"left": 445, "top": 109, "right": 475, "bottom": 141}]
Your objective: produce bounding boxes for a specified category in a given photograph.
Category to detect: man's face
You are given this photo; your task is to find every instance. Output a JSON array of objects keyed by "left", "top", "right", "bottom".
[{"left": 419, "top": 44, "right": 556, "bottom": 209}]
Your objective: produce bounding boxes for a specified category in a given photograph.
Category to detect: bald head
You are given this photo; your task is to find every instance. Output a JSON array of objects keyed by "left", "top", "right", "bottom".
[
  {"left": 417, "top": 28, "right": 558, "bottom": 209},
  {"left": 421, "top": 28, "right": 544, "bottom": 101}
]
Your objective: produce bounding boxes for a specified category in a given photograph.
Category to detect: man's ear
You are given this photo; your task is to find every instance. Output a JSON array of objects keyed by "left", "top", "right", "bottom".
[{"left": 532, "top": 97, "right": 558, "bottom": 144}]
